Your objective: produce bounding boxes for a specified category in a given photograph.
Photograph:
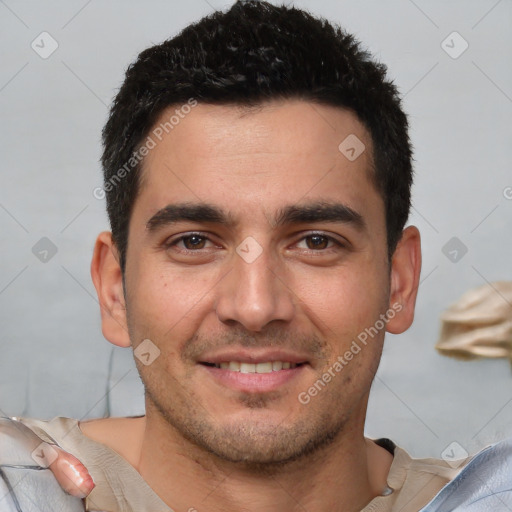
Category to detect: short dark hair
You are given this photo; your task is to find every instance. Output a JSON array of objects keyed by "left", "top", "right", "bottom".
[{"left": 101, "top": 0, "right": 413, "bottom": 273}]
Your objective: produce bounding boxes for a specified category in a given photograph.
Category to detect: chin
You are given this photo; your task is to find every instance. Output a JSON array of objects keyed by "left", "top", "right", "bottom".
[
  {"left": 174, "top": 409, "right": 345, "bottom": 469},
  {"left": 201, "top": 422, "right": 344, "bottom": 474}
]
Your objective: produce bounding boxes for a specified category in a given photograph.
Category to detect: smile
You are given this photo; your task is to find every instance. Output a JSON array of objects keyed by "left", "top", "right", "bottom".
[
  {"left": 199, "top": 360, "right": 308, "bottom": 393},
  {"left": 205, "top": 361, "right": 303, "bottom": 373}
]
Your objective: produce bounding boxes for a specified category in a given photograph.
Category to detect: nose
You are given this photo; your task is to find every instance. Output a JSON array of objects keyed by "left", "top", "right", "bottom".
[{"left": 215, "top": 245, "right": 295, "bottom": 332}]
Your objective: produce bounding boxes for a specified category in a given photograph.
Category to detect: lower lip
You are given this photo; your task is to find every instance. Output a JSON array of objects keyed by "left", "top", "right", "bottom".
[{"left": 199, "top": 364, "right": 307, "bottom": 393}]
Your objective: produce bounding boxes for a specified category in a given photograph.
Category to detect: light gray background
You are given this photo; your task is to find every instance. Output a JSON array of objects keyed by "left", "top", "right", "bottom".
[{"left": 0, "top": 0, "right": 511, "bottom": 459}]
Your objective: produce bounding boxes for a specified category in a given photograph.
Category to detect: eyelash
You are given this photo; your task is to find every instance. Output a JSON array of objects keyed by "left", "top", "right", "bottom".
[{"left": 164, "top": 231, "right": 346, "bottom": 254}]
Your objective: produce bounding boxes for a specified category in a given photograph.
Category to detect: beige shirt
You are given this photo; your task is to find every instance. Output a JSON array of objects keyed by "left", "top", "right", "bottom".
[{"left": 20, "top": 417, "right": 467, "bottom": 512}]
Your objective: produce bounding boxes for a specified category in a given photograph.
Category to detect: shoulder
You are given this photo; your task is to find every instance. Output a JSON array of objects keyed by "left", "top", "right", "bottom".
[
  {"left": 15, "top": 415, "right": 146, "bottom": 468},
  {"left": 421, "top": 437, "right": 512, "bottom": 511},
  {"left": 79, "top": 415, "right": 146, "bottom": 467},
  {"left": 79, "top": 415, "right": 145, "bottom": 440}
]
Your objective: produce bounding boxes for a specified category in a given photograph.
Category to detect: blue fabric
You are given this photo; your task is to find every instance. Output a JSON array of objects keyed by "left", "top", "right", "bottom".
[{"left": 420, "top": 437, "right": 512, "bottom": 511}]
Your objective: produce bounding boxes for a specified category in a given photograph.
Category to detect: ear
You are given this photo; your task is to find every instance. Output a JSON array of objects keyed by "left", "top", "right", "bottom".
[
  {"left": 386, "top": 226, "right": 422, "bottom": 334},
  {"left": 90, "top": 231, "right": 131, "bottom": 348}
]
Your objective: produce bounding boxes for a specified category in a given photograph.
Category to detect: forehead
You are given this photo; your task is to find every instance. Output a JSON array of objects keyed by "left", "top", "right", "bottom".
[{"left": 133, "top": 100, "right": 381, "bottom": 229}]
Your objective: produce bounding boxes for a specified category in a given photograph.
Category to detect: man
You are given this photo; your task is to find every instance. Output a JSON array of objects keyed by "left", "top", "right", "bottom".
[{"left": 1, "top": 1, "right": 511, "bottom": 511}]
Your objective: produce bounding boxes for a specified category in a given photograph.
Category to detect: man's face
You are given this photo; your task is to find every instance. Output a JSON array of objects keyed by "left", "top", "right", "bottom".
[{"left": 123, "top": 100, "right": 391, "bottom": 464}]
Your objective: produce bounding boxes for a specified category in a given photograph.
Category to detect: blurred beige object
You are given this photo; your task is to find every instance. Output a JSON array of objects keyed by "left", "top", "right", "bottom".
[{"left": 436, "top": 281, "right": 512, "bottom": 362}]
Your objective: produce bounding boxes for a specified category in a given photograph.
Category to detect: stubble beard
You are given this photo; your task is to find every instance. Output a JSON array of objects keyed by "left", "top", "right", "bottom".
[{"left": 143, "top": 376, "right": 352, "bottom": 474}]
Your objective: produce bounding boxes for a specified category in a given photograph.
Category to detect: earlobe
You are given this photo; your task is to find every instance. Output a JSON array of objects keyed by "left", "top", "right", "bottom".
[
  {"left": 386, "top": 226, "right": 422, "bottom": 335},
  {"left": 90, "top": 231, "right": 131, "bottom": 348}
]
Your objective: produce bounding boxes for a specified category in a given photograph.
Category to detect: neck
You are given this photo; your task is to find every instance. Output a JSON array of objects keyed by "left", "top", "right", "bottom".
[{"left": 135, "top": 407, "right": 392, "bottom": 512}]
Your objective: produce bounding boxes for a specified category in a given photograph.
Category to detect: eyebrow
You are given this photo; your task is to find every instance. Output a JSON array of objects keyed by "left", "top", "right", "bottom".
[{"left": 146, "top": 201, "right": 365, "bottom": 233}]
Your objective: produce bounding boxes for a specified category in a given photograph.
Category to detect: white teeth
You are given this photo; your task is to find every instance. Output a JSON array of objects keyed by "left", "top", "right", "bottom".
[
  {"left": 211, "top": 361, "right": 299, "bottom": 373},
  {"left": 256, "top": 362, "right": 273, "bottom": 373},
  {"left": 240, "top": 363, "right": 256, "bottom": 373}
]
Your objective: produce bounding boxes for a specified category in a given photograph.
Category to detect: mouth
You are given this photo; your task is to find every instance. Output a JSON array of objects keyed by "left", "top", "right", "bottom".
[
  {"left": 200, "top": 360, "right": 306, "bottom": 373},
  {"left": 198, "top": 353, "right": 310, "bottom": 393}
]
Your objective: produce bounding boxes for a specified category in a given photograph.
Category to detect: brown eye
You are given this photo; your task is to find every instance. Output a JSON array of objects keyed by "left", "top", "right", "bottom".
[
  {"left": 164, "top": 233, "right": 215, "bottom": 252},
  {"left": 162, "top": 232, "right": 221, "bottom": 262},
  {"left": 305, "top": 234, "right": 330, "bottom": 250},
  {"left": 181, "top": 235, "right": 207, "bottom": 250}
]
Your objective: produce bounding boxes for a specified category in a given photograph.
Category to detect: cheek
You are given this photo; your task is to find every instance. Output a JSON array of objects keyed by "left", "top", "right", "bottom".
[
  {"left": 126, "top": 260, "right": 216, "bottom": 342},
  {"left": 291, "top": 262, "right": 388, "bottom": 336}
]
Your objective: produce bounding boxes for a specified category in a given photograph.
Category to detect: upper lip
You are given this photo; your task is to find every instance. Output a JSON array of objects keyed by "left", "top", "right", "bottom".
[{"left": 198, "top": 349, "right": 310, "bottom": 365}]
